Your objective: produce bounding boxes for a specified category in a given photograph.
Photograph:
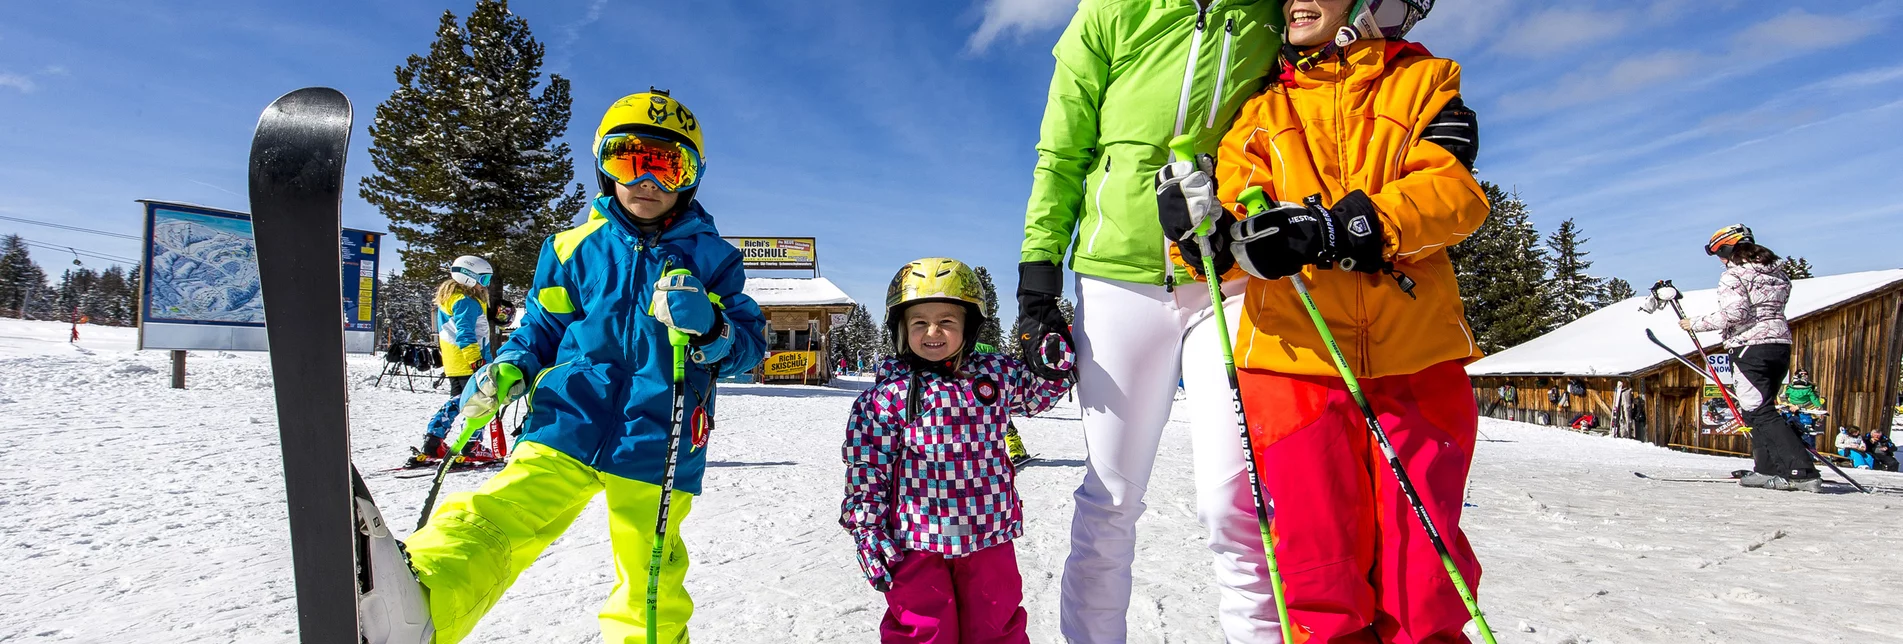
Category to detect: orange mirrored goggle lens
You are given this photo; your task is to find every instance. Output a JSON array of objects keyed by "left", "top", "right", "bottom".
[{"left": 598, "top": 133, "right": 701, "bottom": 192}]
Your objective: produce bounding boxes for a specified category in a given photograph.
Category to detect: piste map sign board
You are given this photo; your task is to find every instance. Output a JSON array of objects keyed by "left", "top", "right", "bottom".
[
  {"left": 725, "top": 237, "right": 816, "bottom": 271},
  {"left": 136, "top": 200, "right": 381, "bottom": 354}
]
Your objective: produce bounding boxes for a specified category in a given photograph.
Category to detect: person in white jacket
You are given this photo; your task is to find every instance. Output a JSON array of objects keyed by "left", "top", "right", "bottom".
[{"left": 1836, "top": 427, "right": 1873, "bottom": 469}]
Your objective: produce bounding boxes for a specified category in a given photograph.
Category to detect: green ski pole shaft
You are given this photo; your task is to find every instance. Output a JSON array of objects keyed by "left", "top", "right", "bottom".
[
  {"left": 1169, "top": 136, "right": 1293, "bottom": 642},
  {"left": 648, "top": 268, "right": 694, "bottom": 643},
  {"left": 1239, "top": 186, "right": 1497, "bottom": 644}
]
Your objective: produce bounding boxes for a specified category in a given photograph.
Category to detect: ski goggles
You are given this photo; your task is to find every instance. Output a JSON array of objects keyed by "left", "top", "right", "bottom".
[
  {"left": 597, "top": 132, "right": 703, "bottom": 192},
  {"left": 452, "top": 266, "right": 492, "bottom": 287}
]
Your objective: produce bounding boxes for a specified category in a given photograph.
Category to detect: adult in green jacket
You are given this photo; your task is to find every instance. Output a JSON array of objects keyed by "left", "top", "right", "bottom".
[{"left": 1009, "top": 1, "right": 1283, "bottom": 641}]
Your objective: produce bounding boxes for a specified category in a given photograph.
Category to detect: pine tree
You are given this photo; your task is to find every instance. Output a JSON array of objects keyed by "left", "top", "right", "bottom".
[
  {"left": 1544, "top": 218, "right": 1598, "bottom": 326},
  {"left": 360, "top": 0, "right": 586, "bottom": 293},
  {"left": 973, "top": 266, "right": 1005, "bottom": 350},
  {"left": 94, "top": 266, "right": 131, "bottom": 325},
  {"left": 377, "top": 269, "right": 442, "bottom": 344},
  {"left": 1777, "top": 256, "right": 1814, "bottom": 280},
  {"left": 56, "top": 268, "right": 99, "bottom": 323},
  {"left": 1448, "top": 182, "right": 1551, "bottom": 352},
  {"left": 1596, "top": 277, "right": 1636, "bottom": 308},
  {"left": 827, "top": 303, "right": 882, "bottom": 370},
  {"left": 0, "top": 234, "right": 44, "bottom": 318}
]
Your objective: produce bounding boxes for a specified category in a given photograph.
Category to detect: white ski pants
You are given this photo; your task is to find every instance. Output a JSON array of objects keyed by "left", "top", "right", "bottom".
[{"left": 1060, "top": 274, "right": 1279, "bottom": 643}]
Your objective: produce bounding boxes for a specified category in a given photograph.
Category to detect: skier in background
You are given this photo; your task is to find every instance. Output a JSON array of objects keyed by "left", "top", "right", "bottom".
[
  {"left": 1156, "top": 0, "right": 1488, "bottom": 639},
  {"left": 1014, "top": 1, "right": 1286, "bottom": 638},
  {"left": 1681, "top": 225, "right": 1819, "bottom": 491},
  {"left": 841, "top": 258, "right": 1074, "bottom": 643},
  {"left": 408, "top": 255, "right": 495, "bottom": 466},
  {"left": 1866, "top": 427, "right": 1898, "bottom": 471},
  {"left": 356, "top": 90, "right": 767, "bottom": 643}
]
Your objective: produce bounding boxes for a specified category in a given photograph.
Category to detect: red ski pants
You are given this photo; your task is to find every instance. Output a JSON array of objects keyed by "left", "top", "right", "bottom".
[
  {"left": 880, "top": 542, "right": 1029, "bottom": 644},
  {"left": 1239, "top": 360, "right": 1481, "bottom": 644}
]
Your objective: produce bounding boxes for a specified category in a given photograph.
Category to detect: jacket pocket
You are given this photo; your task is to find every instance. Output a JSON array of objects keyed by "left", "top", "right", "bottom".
[{"left": 1084, "top": 156, "right": 1114, "bottom": 254}]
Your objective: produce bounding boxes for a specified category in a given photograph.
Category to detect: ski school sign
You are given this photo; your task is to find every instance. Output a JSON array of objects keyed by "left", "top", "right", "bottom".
[
  {"left": 762, "top": 350, "right": 819, "bottom": 377},
  {"left": 725, "top": 237, "right": 816, "bottom": 271}
]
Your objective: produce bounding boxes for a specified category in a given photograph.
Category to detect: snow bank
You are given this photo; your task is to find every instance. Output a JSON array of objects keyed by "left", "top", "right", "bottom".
[
  {"left": 1470, "top": 269, "right": 1903, "bottom": 376},
  {"left": 2, "top": 317, "right": 1899, "bottom": 643}
]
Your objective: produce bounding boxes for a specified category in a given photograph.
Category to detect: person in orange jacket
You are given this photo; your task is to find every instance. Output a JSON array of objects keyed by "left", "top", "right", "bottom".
[{"left": 1154, "top": 0, "right": 1487, "bottom": 641}]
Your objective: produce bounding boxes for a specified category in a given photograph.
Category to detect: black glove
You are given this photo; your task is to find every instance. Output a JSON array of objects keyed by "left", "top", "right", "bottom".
[
  {"left": 1229, "top": 190, "right": 1386, "bottom": 280},
  {"left": 1155, "top": 153, "right": 1235, "bottom": 279},
  {"left": 1421, "top": 96, "right": 1479, "bottom": 171},
  {"left": 1015, "top": 261, "right": 1074, "bottom": 381}
]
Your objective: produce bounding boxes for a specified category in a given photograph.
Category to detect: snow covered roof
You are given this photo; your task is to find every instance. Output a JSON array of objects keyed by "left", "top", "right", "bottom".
[
  {"left": 744, "top": 277, "right": 855, "bottom": 308},
  {"left": 1467, "top": 269, "right": 1903, "bottom": 377}
]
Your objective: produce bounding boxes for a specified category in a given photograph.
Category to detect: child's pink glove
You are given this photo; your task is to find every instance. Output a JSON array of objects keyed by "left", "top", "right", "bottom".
[
  {"left": 1031, "top": 333, "right": 1075, "bottom": 378},
  {"left": 851, "top": 528, "right": 903, "bottom": 592}
]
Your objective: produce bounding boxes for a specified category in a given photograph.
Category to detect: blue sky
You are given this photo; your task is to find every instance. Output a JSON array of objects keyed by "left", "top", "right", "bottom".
[{"left": 2, "top": 0, "right": 1899, "bottom": 324}]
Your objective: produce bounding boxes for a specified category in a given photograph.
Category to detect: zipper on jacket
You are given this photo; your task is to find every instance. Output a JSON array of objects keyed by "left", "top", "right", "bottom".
[
  {"left": 1204, "top": 18, "right": 1236, "bottom": 129},
  {"left": 1085, "top": 158, "right": 1112, "bottom": 254},
  {"left": 1165, "top": 8, "right": 1208, "bottom": 292}
]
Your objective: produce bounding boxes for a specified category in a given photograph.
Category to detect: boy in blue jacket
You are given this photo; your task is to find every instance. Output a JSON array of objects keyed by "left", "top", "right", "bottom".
[{"left": 357, "top": 90, "right": 766, "bottom": 644}]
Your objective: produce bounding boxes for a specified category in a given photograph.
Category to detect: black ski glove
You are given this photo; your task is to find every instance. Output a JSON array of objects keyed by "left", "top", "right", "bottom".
[
  {"left": 1230, "top": 190, "right": 1387, "bottom": 280},
  {"left": 1155, "top": 153, "right": 1235, "bottom": 279},
  {"left": 1015, "top": 261, "right": 1074, "bottom": 381},
  {"left": 1421, "top": 96, "right": 1479, "bottom": 172}
]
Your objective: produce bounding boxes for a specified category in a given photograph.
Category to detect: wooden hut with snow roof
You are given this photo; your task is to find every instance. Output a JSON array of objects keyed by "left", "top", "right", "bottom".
[{"left": 1466, "top": 269, "right": 1903, "bottom": 457}]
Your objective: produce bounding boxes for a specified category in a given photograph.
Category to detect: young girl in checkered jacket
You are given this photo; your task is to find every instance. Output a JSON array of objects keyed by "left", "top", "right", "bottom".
[{"left": 840, "top": 258, "right": 1075, "bottom": 643}]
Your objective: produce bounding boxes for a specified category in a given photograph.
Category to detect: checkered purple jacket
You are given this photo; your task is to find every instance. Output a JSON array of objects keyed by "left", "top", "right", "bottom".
[{"left": 839, "top": 353, "right": 1072, "bottom": 557}]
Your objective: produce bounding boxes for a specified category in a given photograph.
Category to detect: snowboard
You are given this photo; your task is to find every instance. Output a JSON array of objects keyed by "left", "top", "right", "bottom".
[{"left": 249, "top": 87, "right": 362, "bottom": 643}]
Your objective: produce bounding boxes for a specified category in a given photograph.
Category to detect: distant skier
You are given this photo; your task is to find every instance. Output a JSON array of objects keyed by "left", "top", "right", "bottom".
[
  {"left": 1778, "top": 369, "right": 1825, "bottom": 447},
  {"left": 356, "top": 90, "right": 767, "bottom": 643},
  {"left": 840, "top": 258, "right": 1073, "bottom": 643},
  {"left": 409, "top": 255, "right": 494, "bottom": 466},
  {"left": 1681, "top": 225, "right": 1819, "bottom": 491},
  {"left": 1156, "top": 0, "right": 1490, "bottom": 639}
]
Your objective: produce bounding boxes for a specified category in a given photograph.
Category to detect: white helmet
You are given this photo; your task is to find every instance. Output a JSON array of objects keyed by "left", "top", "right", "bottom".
[{"left": 450, "top": 255, "right": 492, "bottom": 288}]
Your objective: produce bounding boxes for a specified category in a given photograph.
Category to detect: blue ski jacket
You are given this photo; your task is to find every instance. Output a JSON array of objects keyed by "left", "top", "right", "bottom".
[
  {"left": 435, "top": 291, "right": 490, "bottom": 377},
  {"left": 502, "top": 196, "right": 766, "bottom": 494}
]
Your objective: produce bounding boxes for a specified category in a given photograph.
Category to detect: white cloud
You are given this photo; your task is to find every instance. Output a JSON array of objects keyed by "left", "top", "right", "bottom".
[
  {"left": 1404, "top": 0, "right": 1514, "bottom": 56},
  {"left": 1730, "top": 8, "right": 1875, "bottom": 52},
  {"left": 966, "top": 0, "right": 1080, "bottom": 54},
  {"left": 1493, "top": 8, "right": 1629, "bottom": 57},
  {"left": 0, "top": 73, "right": 34, "bottom": 93},
  {"left": 1496, "top": 5, "right": 1888, "bottom": 115}
]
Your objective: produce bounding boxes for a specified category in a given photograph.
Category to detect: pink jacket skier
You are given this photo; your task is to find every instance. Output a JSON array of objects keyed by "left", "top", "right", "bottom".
[{"left": 840, "top": 257, "right": 1073, "bottom": 643}]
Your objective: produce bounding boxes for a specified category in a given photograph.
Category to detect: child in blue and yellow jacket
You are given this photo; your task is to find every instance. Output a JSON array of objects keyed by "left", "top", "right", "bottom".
[{"left": 365, "top": 90, "right": 766, "bottom": 644}]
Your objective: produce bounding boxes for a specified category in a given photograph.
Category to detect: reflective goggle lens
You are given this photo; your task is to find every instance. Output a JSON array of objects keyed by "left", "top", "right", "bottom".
[{"left": 598, "top": 133, "right": 700, "bottom": 192}]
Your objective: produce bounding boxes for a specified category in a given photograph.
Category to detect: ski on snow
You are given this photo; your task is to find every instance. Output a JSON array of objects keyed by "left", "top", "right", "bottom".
[{"left": 249, "top": 87, "right": 364, "bottom": 643}]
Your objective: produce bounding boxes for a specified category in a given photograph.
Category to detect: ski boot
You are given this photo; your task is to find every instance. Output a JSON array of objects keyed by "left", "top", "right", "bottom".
[
  {"left": 356, "top": 483, "right": 434, "bottom": 643},
  {"left": 1739, "top": 471, "right": 1824, "bottom": 493}
]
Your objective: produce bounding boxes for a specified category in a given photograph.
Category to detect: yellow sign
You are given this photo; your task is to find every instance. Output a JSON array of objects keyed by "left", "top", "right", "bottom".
[
  {"left": 762, "top": 351, "right": 818, "bottom": 376},
  {"left": 726, "top": 237, "right": 816, "bottom": 270}
]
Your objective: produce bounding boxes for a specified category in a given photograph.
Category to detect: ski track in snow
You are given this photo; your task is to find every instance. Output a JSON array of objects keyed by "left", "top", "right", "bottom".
[{"left": 2, "top": 318, "right": 1900, "bottom": 643}]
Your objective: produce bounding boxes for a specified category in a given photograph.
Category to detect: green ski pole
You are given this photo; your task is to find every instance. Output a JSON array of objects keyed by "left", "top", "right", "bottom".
[
  {"left": 648, "top": 268, "right": 694, "bottom": 644},
  {"left": 1169, "top": 136, "right": 1293, "bottom": 642},
  {"left": 1238, "top": 185, "right": 1498, "bottom": 644}
]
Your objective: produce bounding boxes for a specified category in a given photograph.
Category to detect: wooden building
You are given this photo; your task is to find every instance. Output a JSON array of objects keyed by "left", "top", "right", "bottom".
[
  {"left": 1467, "top": 270, "right": 1903, "bottom": 457},
  {"left": 742, "top": 277, "right": 855, "bottom": 385}
]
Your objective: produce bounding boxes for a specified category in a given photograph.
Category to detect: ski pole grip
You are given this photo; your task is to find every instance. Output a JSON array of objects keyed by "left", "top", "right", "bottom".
[
  {"left": 1168, "top": 134, "right": 1196, "bottom": 163},
  {"left": 1238, "top": 186, "right": 1270, "bottom": 217}
]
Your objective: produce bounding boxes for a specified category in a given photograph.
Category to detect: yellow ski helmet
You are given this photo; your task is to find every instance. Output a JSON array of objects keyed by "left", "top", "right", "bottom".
[
  {"left": 884, "top": 258, "right": 987, "bottom": 356},
  {"left": 593, "top": 89, "right": 705, "bottom": 201}
]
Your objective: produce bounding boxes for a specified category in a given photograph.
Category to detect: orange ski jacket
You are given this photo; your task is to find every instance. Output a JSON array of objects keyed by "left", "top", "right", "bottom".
[{"left": 1211, "top": 39, "right": 1488, "bottom": 379}]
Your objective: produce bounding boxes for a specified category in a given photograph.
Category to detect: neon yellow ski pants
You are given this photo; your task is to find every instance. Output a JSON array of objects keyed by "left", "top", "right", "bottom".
[{"left": 405, "top": 441, "right": 694, "bottom": 643}]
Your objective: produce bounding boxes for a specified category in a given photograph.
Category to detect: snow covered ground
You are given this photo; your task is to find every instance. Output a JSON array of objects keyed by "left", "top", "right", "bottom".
[{"left": 3, "top": 318, "right": 1900, "bottom": 643}]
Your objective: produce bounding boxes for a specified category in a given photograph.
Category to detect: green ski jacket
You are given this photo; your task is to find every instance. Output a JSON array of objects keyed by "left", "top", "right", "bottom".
[{"left": 1021, "top": 0, "right": 1282, "bottom": 287}]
